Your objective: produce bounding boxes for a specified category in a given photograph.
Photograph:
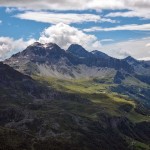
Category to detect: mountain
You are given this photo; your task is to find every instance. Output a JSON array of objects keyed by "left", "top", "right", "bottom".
[
  {"left": 4, "top": 42, "right": 150, "bottom": 105},
  {"left": 91, "top": 50, "right": 110, "bottom": 59},
  {"left": 0, "top": 62, "right": 150, "bottom": 150},
  {"left": 4, "top": 42, "right": 133, "bottom": 79},
  {"left": 105, "top": 56, "right": 150, "bottom": 104},
  {"left": 145, "top": 60, "right": 150, "bottom": 66},
  {"left": 124, "top": 56, "right": 138, "bottom": 64},
  {"left": 2, "top": 42, "right": 150, "bottom": 149},
  {"left": 0, "top": 62, "right": 41, "bottom": 98},
  {"left": 0, "top": 61, "right": 92, "bottom": 103},
  {"left": 124, "top": 56, "right": 150, "bottom": 76},
  {"left": 67, "top": 44, "right": 92, "bottom": 58},
  {"left": 0, "top": 62, "right": 63, "bottom": 102}
]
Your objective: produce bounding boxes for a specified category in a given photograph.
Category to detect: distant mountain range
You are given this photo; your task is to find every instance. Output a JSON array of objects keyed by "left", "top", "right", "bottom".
[{"left": 1, "top": 42, "right": 150, "bottom": 150}]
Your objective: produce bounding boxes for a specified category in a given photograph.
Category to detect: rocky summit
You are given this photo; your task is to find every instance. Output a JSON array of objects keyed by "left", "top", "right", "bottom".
[
  {"left": 1, "top": 42, "right": 150, "bottom": 150},
  {"left": 5, "top": 42, "right": 133, "bottom": 77},
  {"left": 4, "top": 42, "right": 150, "bottom": 105}
]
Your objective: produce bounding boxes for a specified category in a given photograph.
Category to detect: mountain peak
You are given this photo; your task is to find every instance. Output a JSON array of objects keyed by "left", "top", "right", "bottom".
[
  {"left": 124, "top": 56, "right": 139, "bottom": 65},
  {"left": 124, "top": 56, "right": 137, "bottom": 62},
  {"left": 43, "top": 43, "right": 60, "bottom": 49},
  {"left": 30, "top": 42, "right": 60, "bottom": 49},
  {"left": 125, "top": 56, "right": 136, "bottom": 61},
  {"left": 68, "top": 44, "right": 85, "bottom": 50},
  {"left": 9, "top": 42, "right": 64, "bottom": 62},
  {"left": 30, "top": 42, "right": 43, "bottom": 47},
  {"left": 91, "top": 50, "right": 110, "bottom": 59},
  {"left": 67, "top": 44, "right": 91, "bottom": 58}
]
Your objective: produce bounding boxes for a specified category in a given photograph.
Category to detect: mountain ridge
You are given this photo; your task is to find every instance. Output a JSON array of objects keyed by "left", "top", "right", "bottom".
[
  {"left": 4, "top": 42, "right": 150, "bottom": 105},
  {"left": 1, "top": 43, "right": 150, "bottom": 150},
  {"left": 4, "top": 42, "right": 134, "bottom": 76}
]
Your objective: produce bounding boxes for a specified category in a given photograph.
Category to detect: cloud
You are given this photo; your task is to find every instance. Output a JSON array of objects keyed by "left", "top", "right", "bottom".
[
  {"left": 0, "top": 23, "right": 102, "bottom": 60},
  {"left": 0, "top": 20, "right": 2, "bottom": 24},
  {"left": 105, "top": 10, "right": 150, "bottom": 19},
  {"left": 1, "top": 23, "right": 150, "bottom": 61},
  {"left": 0, "top": 0, "right": 150, "bottom": 11},
  {"left": 0, "top": 37, "right": 35, "bottom": 60},
  {"left": 15, "top": 11, "right": 116, "bottom": 24},
  {"left": 100, "top": 37, "right": 150, "bottom": 60},
  {"left": 84, "top": 24, "right": 150, "bottom": 32},
  {"left": 138, "top": 57, "right": 150, "bottom": 61},
  {"left": 39, "top": 23, "right": 101, "bottom": 50},
  {"left": 146, "top": 43, "right": 150, "bottom": 47},
  {"left": 101, "top": 39, "right": 114, "bottom": 42}
]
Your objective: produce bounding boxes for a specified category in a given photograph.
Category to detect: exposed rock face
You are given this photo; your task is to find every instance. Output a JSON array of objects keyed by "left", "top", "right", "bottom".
[
  {"left": 4, "top": 42, "right": 150, "bottom": 104},
  {"left": 0, "top": 62, "right": 51, "bottom": 99},
  {"left": 67, "top": 44, "right": 92, "bottom": 58},
  {"left": 114, "top": 71, "right": 130, "bottom": 84},
  {"left": 1, "top": 43, "right": 150, "bottom": 149},
  {"left": 0, "top": 62, "right": 89, "bottom": 101},
  {"left": 124, "top": 56, "right": 139, "bottom": 65},
  {"left": 4, "top": 42, "right": 133, "bottom": 78},
  {"left": 91, "top": 50, "right": 110, "bottom": 59}
]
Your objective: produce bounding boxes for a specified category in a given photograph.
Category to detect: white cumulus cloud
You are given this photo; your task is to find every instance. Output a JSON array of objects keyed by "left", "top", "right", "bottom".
[
  {"left": 0, "top": 37, "right": 35, "bottom": 60},
  {"left": 100, "top": 37, "right": 150, "bottom": 60},
  {"left": 0, "top": 23, "right": 102, "bottom": 60},
  {"left": 39, "top": 23, "right": 101, "bottom": 50},
  {"left": 0, "top": 23, "right": 150, "bottom": 61},
  {"left": 146, "top": 43, "right": 150, "bottom": 47}
]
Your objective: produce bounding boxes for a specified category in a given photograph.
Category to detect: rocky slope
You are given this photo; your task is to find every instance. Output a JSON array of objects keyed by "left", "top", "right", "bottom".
[
  {"left": 4, "top": 42, "right": 150, "bottom": 105},
  {"left": 0, "top": 62, "right": 150, "bottom": 150},
  {"left": 1, "top": 42, "right": 150, "bottom": 149},
  {"left": 4, "top": 42, "right": 133, "bottom": 78}
]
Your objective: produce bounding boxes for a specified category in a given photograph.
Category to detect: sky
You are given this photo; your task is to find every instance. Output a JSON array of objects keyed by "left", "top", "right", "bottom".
[{"left": 0, "top": 0, "right": 150, "bottom": 60}]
